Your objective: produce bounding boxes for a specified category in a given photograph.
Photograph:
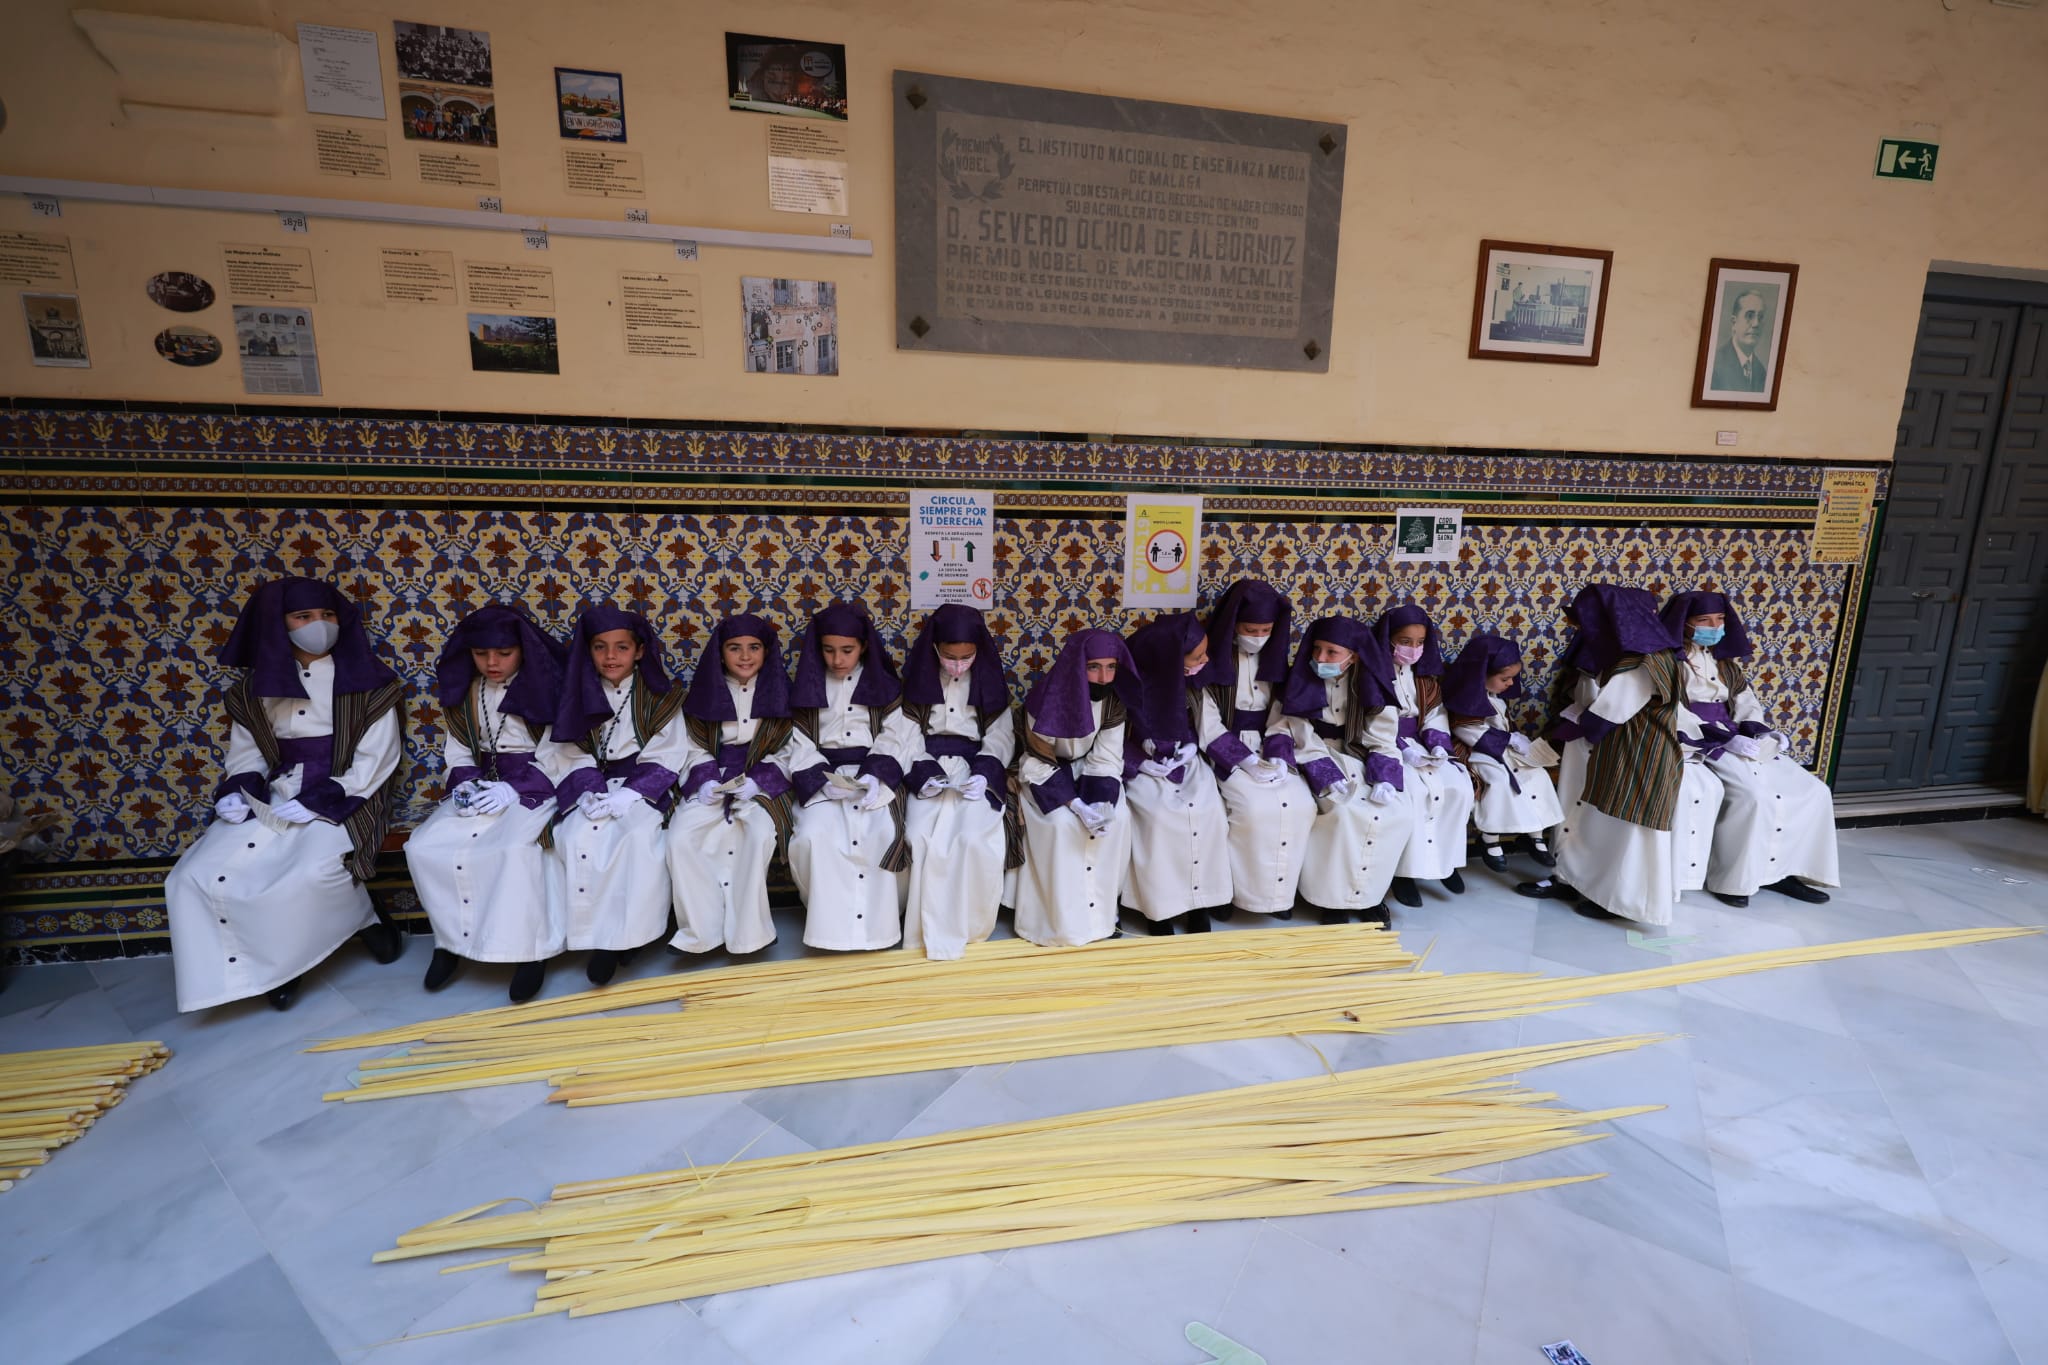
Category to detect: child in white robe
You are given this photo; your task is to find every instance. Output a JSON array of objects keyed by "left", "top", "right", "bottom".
[
  {"left": 1281, "top": 616, "right": 1415, "bottom": 925},
  {"left": 1121, "top": 611, "right": 1233, "bottom": 932},
  {"left": 165, "top": 576, "right": 406, "bottom": 1011},
  {"left": 408, "top": 604, "right": 568, "bottom": 1002},
  {"left": 1189, "top": 579, "right": 1315, "bottom": 918},
  {"left": 1372, "top": 604, "right": 1476, "bottom": 906},
  {"left": 1012, "top": 628, "right": 1145, "bottom": 947},
  {"left": 784, "top": 604, "right": 921, "bottom": 950},
  {"left": 666, "top": 613, "right": 796, "bottom": 958},
  {"left": 1518, "top": 584, "right": 1724, "bottom": 926},
  {"left": 1443, "top": 632, "right": 1563, "bottom": 874},
  {"left": 544, "top": 604, "right": 689, "bottom": 985},
  {"left": 1661, "top": 589, "right": 1839, "bottom": 906},
  {"left": 897, "top": 605, "right": 1017, "bottom": 959}
]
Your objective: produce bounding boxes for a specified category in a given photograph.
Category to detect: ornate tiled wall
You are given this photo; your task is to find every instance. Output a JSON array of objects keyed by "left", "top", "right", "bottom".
[{"left": 0, "top": 406, "right": 1880, "bottom": 961}]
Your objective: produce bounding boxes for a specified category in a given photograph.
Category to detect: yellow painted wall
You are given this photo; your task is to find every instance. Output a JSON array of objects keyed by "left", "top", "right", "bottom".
[{"left": 2, "top": 0, "right": 2045, "bottom": 458}]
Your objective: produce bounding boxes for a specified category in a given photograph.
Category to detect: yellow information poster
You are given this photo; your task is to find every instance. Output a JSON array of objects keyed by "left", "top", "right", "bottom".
[
  {"left": 1124, "top": 494, "right": 1202, "bottom": 608},
  {"left": 1812, "top": 469, "right": 1879, "bottom": 564}
]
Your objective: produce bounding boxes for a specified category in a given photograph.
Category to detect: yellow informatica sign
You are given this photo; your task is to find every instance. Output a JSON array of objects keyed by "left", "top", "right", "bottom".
[{"left": 1124, "top": 494, "right": 1203, "bottom": 608}]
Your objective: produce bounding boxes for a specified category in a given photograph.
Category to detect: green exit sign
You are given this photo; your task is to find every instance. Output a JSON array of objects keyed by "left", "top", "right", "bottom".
[{"left": 1875, "top": 139, "right": 1939, "bottom": 181}]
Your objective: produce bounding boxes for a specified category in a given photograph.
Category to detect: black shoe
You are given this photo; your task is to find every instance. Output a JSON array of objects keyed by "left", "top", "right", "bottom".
[
  {"left": 1515, "top": 879, "right": 1578, "bottom": 901},
  {"left": 1146, "top": 917, "right": 1176, "bottom": 936},
  {"left": 586, "top": 949, "right": 620, "bottom": 985},
  {"left": 1313, "top": 904, "right": 1347, "bottom": 925},
  {"left": 509, "top": 960, "right": 546, "bottom": 1003},
  {"left": 1271, "top": 907, "right": 1293, "bottom": 921},
  {"left": 1522, "top": 835, "right": 1557, "bottom": 868},
  {"left": 1572, "top": 900, "right": 1626, "bottom": 921},
  {"left": 360, "top": 921, "right": 405, "bottom": 965},
  {"left": 1713, "top": 891, "right": 1750, "bottom": 908},
  {"left": 1765, "top": 876, "right": 1831, "bottom": 904},
  {"left": 1184, "top": 910, "right": 1212, "bottom": 933},
  {"left": 423, "top": 948, "right": 461, "bottom": 991},
  {"left": 1362, "top": 903, "right": 1392, "bottom": 928},
  {"left": 1442, "top": 870, "right": 1466, "bottom": 895},
  {"left": 616, "top": 944, "right": 643, "bottom": 968},
  {"left": 1391, "top": 877, "right": 1422, "bottom": 908},
  {"left": 1481, "top": 845, "right": 1509, "bottom": 874},
  {"left": 266, "top": 976, "right": 301, "bottom": 1010},
  {"left": 1210, "top": 906, "right": 1235, "bottom": 922}
]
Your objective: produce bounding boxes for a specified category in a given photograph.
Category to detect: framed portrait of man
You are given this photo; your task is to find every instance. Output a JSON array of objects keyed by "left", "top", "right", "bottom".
[{"left": 1692, "top": 258, "right": 1799, "bottom": 410}]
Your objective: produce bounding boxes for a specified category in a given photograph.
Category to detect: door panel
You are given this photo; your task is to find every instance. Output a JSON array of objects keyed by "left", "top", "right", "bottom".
[{"left": 1838, "top": 301, "right": 2016, "bottom": 792}]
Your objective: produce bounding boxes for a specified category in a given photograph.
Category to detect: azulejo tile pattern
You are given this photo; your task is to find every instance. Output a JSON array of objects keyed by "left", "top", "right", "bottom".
[{"left": 0, "top": 408, "right": 1869, "bottom": 958}]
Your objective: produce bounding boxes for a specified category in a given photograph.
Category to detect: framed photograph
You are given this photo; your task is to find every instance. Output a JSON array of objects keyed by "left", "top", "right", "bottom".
[
  {"left": 741, "top": 277, "right": 838, "bottom": 375},
  {"left": 556, "top": 67, "right": 625, "bottom": 142},
  {"left": 23, "top": 293, "right": 90, "bottom": 368},
  {"left": 393, "top": 21, "right": 492, "bottom": 89},
  {"left": 725, "top": 33, "right": 847, "bottom": 121},
  {"left": 468, "top": 313, "right": 559, "bottom": 375},
  {"left": 1692, "top": 258, "right": 1798, "bottom": 410},
  {"left": 1468, "top": 239, "right": 1613, "bottom": 365}
]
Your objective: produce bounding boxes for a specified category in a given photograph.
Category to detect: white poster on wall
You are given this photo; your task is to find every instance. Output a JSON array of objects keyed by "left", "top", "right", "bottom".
[
  {"left": 1391, "top": 506, "right": 1464, "bottom": 563},
  {"left": 909, "top": 490, "right": 996, "bottom": 610},
  {"left": 1123, "top": 494, "right": 1203, "bottom": 608},
  {"left": 297, "top": 24, "right": 386, "bottom": 120}
]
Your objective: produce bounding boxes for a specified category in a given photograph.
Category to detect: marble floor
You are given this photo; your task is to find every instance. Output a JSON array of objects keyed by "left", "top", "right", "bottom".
[{"left": 4, "top": 818, "right": 2047, "bottom": 1365}]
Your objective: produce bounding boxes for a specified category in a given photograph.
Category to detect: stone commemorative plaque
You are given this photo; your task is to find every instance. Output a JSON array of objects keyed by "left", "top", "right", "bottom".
[{"left": 895, "top": 71, "right": 1346, "bottom": 372}]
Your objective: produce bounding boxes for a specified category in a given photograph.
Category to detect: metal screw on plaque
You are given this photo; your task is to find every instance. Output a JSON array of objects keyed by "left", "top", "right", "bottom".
[
  {"left": 909, "top": 316, "right": 931, "bottom": 339},
  {"left": 1317, "top": 132, "right": 1338, "bottom": 156},
  {"left": 1302, "top": 339, "right": 1322, "bottom": 361},
  {"left": 905, "top": 85, "right": 927, "bottom": 111}
]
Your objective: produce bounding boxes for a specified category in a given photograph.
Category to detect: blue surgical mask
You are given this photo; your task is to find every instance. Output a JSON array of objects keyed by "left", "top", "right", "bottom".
[
  {"left": 1691, "top": 626, "right": 1725, "bottom": 648},
  {"left": 1312, "top": 661, "right": 1345, "bottom": 680}
]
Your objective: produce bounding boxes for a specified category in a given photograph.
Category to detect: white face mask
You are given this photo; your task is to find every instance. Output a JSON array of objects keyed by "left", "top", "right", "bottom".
[
  {"left": 289, "top": 620, "right": 340, "bottom": 655},
  {"left": 940, "top": 656, "right": 975, "bottom": 679},
  {"left": 1235, "top": 633, "right": 1268, "bottom": 655}
]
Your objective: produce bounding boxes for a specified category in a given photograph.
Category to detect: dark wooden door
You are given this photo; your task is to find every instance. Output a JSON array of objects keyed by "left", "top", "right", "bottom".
[
  {"left": 1836, "top": 301, "right": 2017, "bottom": 792},
  {"left": 1941, "top": 306, "right": 2048, "bottom": 783}
]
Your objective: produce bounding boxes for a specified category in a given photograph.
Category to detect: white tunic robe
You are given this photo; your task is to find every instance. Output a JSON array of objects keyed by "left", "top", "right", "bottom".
[
  {"left": 666, "top": 677, "right": 791, "bottom": 956},
  {"left": 786, "top": 669, "right": 921, "bottom": 950},
  {"left": 1121, "top": 694, "right": 1233, "bottom": 921},
  {"left": 1198, "top": 657, "right": 1314, "bottom": 915},
  {"left": 407, "top": 679, "right": 566, "bottom": 962},
  {"left": 165, "top": 656, "right": 400, "bottom": 1011},
  {"left": 900, "top": 677, "right": 1016, "bottom": 960},
  {"left": 1453, "top": 695, "right": 1564, "bottom": 837},
  {"left": 1389, "top": 667, "right": 1476, "bottom": 880},
  {"left": 1285, "top": 677, "right": 1415, "bottom": 911},
  {"left": 544, "top": 676, "right": 688, "bottom": 953},
  {"left": 1553, "top": 669, "right": 1724, "bottom": 926},
  {"left": 1680, "top": 647, "right": 1843, "bottom": 897},
  {"left": 1013, "top": 700, "right": 1134, "bottom": 947}
]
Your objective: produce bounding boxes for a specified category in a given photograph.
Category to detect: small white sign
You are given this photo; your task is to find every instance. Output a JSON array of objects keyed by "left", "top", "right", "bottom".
[
  {"left": 624, "top": 207, "right": 649, "bottom": 224},
  {"left": 674, "top": 240, "right": 699, "bottom": 262},
  {"left": 1715, "top": 430, "right": 1738, "bottom": 446},
  {"left": 1123, "top": 493, "right": 1203, "bottom": 608},
  {"left": 1391, "top": 506, "right": 1464, "bottom": 563},
  {"left": 830, "top": 222, "right": 853, "bottom": 239},
  {"left": 910, "top": 490, "right": 997, "bottom": 610},
  {"left": 28, "top": 196, "right": 61, "bottom": 219},
  {"left": 276, "top": 210, "right": 310, "bottom": 234},
  {"left": 476, "top": 195, "right": 503, "bottom": 214},
  {"left": 522, "top": 229, "right": 550, "bottom": 251}
]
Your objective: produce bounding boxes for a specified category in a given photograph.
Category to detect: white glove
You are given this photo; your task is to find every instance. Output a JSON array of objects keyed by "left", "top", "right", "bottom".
[
  {"left": 958, "top": 774, "right": 989, "bottom": 804},
  {"left": 214, "top": 792, "right": 251, "bottom": 824},
  {"left": 1319, "top": 778, "right": 1351, "bottom": 807},
  {"left": 857, "top": 774, "right": 893, "bottom": 812},
  {"left": 471, "top": 781, "right": 519, "bottom": 816},
  {"left": 918, "top": 777, "right": 947, "bottom": 799},
  {"left": 692, "top": 782, "right": 724, "bottom": 807},
  {"left": 269, "top": 798, "right": 316, "bottom": 825},
  {"left": 1507, "top": 732, "right": 1532, "bottom": 755},
  {"left": 581, "top": 789, "right": 617, "bottom": 819},
  {"left": 1367, "top": 781, "right": 1398, "bottom": 806},
  {"left": 823, "top": 780, "right": 864, "bottom": 803},
  {"left": 1249, "top": 758, "right": 1287, "bottom": 785},
  {"left": 1170, "top": 742, "right": 1198, "bottom": 768},
  {"left": 1724, "top": 735, "right": 1761, "bottom": 760},
  {"left": 1139, "top": 757, "right": 1179, "bottom": 779},
  {"left": 1428, "top": 745, "right": 1450, "bottom": 762},
  {"left": 1067, "top": 798, "right": 1111, "bottom": 834},
  {"left": 732, "top": 777, "right": 764, "bottom": 803},
  {"left": 1400, "top": 742, "right": 1430, "bottom": 770},
  {"left": 605, "top": 787, "right": 646, "bottom": 819}
]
